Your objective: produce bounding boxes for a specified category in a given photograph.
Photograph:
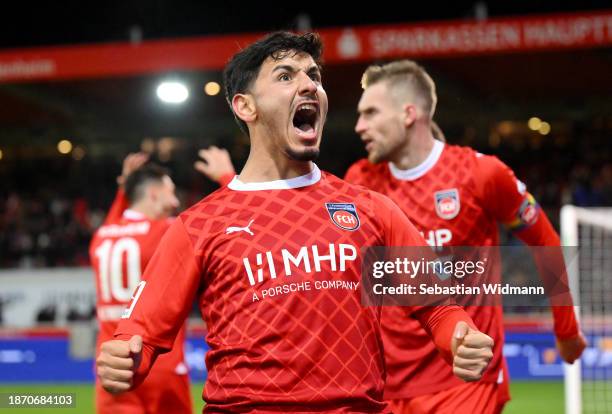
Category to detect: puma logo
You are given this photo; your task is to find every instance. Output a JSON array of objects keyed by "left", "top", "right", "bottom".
[{"left": 226, "top": 219, "right": 255, "bottom": 236}]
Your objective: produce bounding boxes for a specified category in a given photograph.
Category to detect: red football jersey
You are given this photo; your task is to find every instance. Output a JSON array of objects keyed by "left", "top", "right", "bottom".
[
  {"left": 89, "top": 191, "right": 186, "bottom": 374},
  {"left": 345, "top": 141, "right": 578, "bottom": 400},
  {"left": 116, "top": 165, "right": 473, "bottom": 412}
]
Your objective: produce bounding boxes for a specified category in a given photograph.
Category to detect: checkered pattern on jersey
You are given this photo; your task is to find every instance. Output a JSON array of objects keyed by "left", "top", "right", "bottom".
[
  {"left": 350, "top": 148, "right": 501, "bottom": 246},
  {"left": 348, "top": 147, "right": 506, "bottom": 397},
  {"left": 180, "top": 174, "right": 388, "bottom": 409},
  {"left": 390, "top": 146, "right": 499, "bottom": 246}
]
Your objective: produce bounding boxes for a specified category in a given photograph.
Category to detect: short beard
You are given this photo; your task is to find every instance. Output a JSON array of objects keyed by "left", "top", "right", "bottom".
[
  {"left": 367, "top": 147, "right": 388, "bottom": 164},
  {"left": 284, "top": 146, "right": 320, "bottom": 162}
]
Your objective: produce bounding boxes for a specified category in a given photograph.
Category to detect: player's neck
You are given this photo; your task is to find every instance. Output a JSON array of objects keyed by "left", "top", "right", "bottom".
[
  {"left": 391, "top": 128, "right": 436, "bottom": 170},
  {"left": 238, "top": 146, "right": 314, "bottom": 183},
  {"left": 128, "top": 202, "right": 157, "bottom": 221}
]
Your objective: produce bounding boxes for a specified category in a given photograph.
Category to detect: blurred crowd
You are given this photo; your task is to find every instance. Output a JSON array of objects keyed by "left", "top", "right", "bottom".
[
  {"left": 0, "top": 192, "right": 96, "bottom": 268},
  {"left": 0, "top": 153, "right": 215, "bottom": 268},
  {"left": 499, "top": 144, "right": 612, "bottom": 210}
]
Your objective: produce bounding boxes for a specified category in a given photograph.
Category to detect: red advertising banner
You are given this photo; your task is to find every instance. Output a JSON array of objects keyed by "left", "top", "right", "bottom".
[
  {"left": 320, "top": 10, "right": 612, "bottom": 62},
  {"left": 0, "top": 34, "right": 262, "bottom": 82},
  {"left": 0, "top": 11, "right": 610, "bottom": 82}
]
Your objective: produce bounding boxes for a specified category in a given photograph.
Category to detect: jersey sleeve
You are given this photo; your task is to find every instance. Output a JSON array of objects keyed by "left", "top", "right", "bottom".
[
  {"left": 514, "top": 213, "right": 579, "bottom": 339},
  {"left": 475, "top": 154, "right": 580, "bottom": 339},
  {"left": 102, "top": 188, "right": 129, "bottom": 225},
  {"left": 372, "top": 191, "right": 477, "bottom": 364},
  {"left": 474, "top": 154, "right": 535, "bottom": 226},
  {"left": 115, "top": 217, "right": 202, "bottom": 351},
  {"left": 371, "top": 191, "right": 425, "bottom": 247}
]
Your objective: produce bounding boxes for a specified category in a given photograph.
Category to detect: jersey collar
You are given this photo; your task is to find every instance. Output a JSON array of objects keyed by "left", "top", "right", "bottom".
[
  {"left": 228, "top": 163, "right": 321, "bottom": 191},
  {"left": 388, "top": 140, "right": 444, "bottom": 181},
  {"left": 123, "top": 209, "right": 146, "bottom": 220}
]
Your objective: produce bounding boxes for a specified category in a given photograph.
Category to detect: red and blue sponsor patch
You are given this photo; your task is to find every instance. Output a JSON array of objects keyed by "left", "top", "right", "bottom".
[
  {"left": 434, "top": 188, "right": 460, "bottom": 220},
  {"left": 325, "top": 203, "right": 360, "bottom": 231}
]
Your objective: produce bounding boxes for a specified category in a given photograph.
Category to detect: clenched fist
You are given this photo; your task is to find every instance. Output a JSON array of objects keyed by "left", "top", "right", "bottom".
[
  {"left": 451, "top": 321, "right": 494, "bottom": 382},
  {"left": 96, "top": 335, "right": 143, "bottom": 394},
  {"left": 557, "top": 333, "right": 587, "bottom": 364}
]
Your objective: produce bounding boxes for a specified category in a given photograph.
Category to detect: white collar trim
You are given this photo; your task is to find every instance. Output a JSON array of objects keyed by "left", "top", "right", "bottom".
[
  {"left": 123, "top": 209, "right": 146, "bottom": 220},
  {"left": 228, "top": 164, "right": 321, "bottom": 191},
  {"left": 388, "top": 140, "right": 444, "bottom": 181}
]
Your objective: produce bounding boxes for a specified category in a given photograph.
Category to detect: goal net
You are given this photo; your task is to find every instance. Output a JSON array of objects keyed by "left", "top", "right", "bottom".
[{"left": 561, "top": 206, "right": 612, "bottom": 414}]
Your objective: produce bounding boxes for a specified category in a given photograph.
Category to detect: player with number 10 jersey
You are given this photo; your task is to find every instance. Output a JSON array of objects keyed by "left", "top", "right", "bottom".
[{"left": 89, "top": 160, "right": 192, "bottom": 414}]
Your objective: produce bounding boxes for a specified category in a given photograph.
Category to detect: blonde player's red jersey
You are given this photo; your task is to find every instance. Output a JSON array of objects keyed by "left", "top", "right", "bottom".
[
  {"left": 345, "top": 141, "right": 579, "bottom": 400},
  {"left": 89, "top": 191, "right": 187, "bottom": 383},
  {"left": 116, "top": 165, "right": 474, "bottom": 412}
]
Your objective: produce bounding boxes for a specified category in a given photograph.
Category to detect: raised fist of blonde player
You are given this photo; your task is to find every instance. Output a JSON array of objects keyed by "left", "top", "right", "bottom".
[
  {"left": 96, "top": 335, "right": 144, "bottom": 394},
  {"left": 451, "top": 321, "right": 494, "bottom": 382},
  {"left": 557, "top": 333, "right": 587, "bottom": 364}
]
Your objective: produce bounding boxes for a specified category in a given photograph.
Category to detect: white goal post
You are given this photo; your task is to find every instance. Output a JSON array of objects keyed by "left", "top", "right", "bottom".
[{"left": 561, "top": 206, "right": 612, "bottom": 414}]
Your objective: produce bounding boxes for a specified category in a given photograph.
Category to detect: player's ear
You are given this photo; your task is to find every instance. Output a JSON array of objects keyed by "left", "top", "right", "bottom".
[
  {"left": 402, "top": 103, "right": 418, "bottom": 128},
  {"left": 232, "top": 93, "right": 256, "bottom": 124},
  {"left": 146, "top": 184, "right": 158, "bottom": 203}
]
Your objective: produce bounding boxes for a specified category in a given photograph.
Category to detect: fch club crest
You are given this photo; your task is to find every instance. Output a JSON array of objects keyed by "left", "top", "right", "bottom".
[
  {"left": 434, "top": 189, "right": 460, "bottom": 220},
  {"left": 325, "top": 203, "right": 360, "bottom": 231}
]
